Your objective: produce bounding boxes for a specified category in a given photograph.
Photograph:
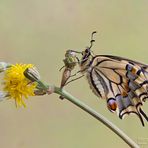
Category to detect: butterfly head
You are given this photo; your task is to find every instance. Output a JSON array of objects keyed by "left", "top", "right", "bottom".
[
  {"left": 82, "top": 47, "right": 91, "bottom": 56},
  {"left": 81, "top": 31, "right": 97, "bottom": 64},
  {"left": 61, "top": 31, "right": 97, "bottom": 72}
]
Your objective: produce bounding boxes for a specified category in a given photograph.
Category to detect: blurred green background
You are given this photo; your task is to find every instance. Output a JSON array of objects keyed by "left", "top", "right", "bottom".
[{"left": 0, "top": 0, "right": 148, "bottom": 148}]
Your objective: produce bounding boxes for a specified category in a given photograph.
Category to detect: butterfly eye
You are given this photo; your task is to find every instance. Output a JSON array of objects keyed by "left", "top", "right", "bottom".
[
  {"left": 107, "top": 99, "right": 117, "bottom": 112},
  {"left": 85, "top": 48, "right": 90, "bottom": 54}
]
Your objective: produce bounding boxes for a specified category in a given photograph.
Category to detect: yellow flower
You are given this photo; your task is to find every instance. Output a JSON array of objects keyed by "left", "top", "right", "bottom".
[{"left": 3, "top": 64, "right": 37, "bottom": 107}]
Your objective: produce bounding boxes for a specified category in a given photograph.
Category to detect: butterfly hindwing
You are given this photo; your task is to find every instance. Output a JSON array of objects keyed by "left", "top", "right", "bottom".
[{"left": 86, "top": 55, "right": 148, "bottom": 126}]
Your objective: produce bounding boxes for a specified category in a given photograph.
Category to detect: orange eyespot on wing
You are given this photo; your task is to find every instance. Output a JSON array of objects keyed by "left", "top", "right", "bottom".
[{"left": 107, "top": 98, "right": 117, "bottom": 112}]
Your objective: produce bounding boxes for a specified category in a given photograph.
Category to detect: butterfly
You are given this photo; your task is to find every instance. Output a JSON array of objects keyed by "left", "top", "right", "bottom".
[{"left": 60, "top": 31, "right": 148, "bottom": 126}]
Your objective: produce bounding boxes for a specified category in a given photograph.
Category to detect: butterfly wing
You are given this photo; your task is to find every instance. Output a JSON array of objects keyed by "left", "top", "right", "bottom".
[{"left": 86, "top": 55, "right": 148, "bottom": 126}]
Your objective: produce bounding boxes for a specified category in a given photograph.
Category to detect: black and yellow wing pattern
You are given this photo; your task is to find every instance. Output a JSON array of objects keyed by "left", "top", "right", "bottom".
[{"left": 83, "top": 55, "right": 148, "bottom": 126}]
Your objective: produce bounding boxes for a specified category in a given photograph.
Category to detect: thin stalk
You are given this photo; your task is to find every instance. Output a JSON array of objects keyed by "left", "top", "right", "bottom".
[{"left": 54, "top": 86, "right": 139, "bottom": 148}]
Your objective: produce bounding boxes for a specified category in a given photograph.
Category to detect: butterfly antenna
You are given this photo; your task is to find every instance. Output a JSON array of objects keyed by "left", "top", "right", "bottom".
[{"left": 89, "top": 31, "right": 97, "bottom": 49}]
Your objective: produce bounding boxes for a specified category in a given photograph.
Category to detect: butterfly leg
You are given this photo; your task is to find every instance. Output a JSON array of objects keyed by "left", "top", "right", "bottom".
[{"left": 65, "top": 75, "right": 84, "bottom": 86}]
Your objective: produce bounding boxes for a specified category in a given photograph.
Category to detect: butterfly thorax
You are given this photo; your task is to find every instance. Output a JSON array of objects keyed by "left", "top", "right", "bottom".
[{"left": 79, "top": 48, "right": 94, "bottom": 73}]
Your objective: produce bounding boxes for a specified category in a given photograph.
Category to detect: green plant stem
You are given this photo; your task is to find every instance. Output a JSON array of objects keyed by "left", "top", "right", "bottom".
[{"left": 54, "top": 86, "right": 139, "bottom": 148}]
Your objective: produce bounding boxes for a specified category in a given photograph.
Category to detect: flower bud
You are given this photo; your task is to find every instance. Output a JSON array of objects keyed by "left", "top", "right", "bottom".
[
  {"left": 0, "top": 62, "right": 11, "bottom": 72},
  {"left": 63, "top": 50, "right": 77, "bottom": 69},
  {"left": 24, "top": 67, "right": 40, "bottom": 82}
]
